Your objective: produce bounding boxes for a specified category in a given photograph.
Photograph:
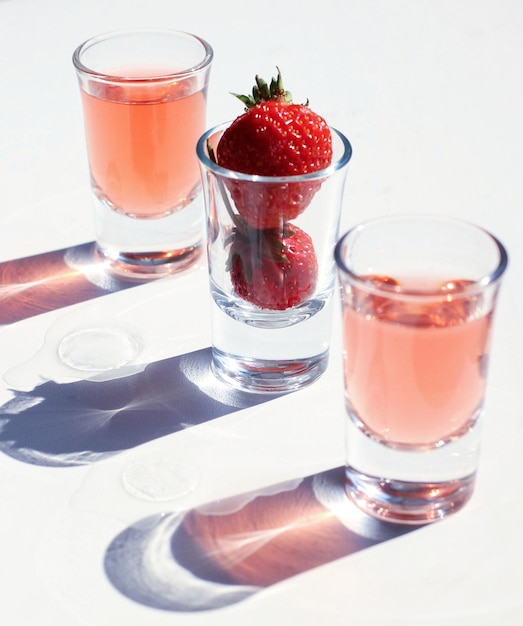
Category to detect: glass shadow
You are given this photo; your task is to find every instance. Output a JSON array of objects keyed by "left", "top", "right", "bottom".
[
  {"left": 0, "top": 242, "right": 141, "bottom": 324},
  {"left": 0, "top": 347, "right": 281, "bottom": 467},
  {"left": 104, "top": 467, "right": 416, "bottom": 612}
]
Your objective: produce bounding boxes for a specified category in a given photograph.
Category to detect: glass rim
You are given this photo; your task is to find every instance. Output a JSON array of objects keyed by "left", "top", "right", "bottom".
[
  {"left": 72, "top": 28, "right": 214, "bottom": 83},
  {"left": 196, "top": 122, "right": 352, "bottom": 183},
  {"left": 334, "top": 214, "right": 509, "bottom": 297}
]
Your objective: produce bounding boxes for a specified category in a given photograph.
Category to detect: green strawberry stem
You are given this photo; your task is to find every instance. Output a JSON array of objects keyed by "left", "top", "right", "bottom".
[{"left": 231, "top": 67, "right": 294, "bottom": 109}]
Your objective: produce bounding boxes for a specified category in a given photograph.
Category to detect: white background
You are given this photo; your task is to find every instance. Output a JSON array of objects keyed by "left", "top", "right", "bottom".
[{"left": 0, "top": 0, "right": 522, "bottom": 624}]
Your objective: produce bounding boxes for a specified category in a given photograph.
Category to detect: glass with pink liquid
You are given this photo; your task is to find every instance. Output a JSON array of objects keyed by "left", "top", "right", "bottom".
[
  {"left": 73, "top": 29, "right": 213, "bottom": 278},
  {"left": 335, "top": 215, "right": 508, "bottom": 524}
]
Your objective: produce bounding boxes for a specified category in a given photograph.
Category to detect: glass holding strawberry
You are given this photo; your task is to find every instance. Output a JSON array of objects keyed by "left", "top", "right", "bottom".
[{"left": 197, "top": 69, "right": 352, "bottom": 392}]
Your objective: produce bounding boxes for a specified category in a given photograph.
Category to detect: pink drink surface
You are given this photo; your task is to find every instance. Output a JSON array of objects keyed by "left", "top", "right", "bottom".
[
  {"left": 343, "top": 276, "right": 491, "bottom": 446},
  {"left": 81, "top": 80, "right": 206, "bottom": 218}
]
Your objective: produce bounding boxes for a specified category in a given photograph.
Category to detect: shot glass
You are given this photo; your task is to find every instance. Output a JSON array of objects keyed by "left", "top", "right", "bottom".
[
  {"left": 197, "top": 123, "right": 352, "bottom": 393},
  {"left": 73, "top": 29, "right": 213, "bottom": 278},
  {"left": 335, "top": 215, "right": 508, "bottom": 524}
]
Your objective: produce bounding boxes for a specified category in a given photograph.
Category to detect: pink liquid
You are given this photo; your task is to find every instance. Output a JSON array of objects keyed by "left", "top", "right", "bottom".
[
  {"left": 343, "top": 276, "right": 491, "bottom": 446},
  {"left": 81, "top": 80, "right": 206, "bottom": 218}
]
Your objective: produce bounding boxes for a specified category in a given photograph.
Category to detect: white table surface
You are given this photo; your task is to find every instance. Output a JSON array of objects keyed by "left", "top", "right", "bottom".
[{"left": 1, "top": 0, "right": 522, "bottom": 624}]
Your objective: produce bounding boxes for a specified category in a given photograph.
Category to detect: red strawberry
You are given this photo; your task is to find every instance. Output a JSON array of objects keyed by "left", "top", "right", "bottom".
[
  {"left": 228, "top": 223, "right": 318, "bottom": 310},
  {"left": 216, "top": 69, "right": 333, "bottom": 229}
]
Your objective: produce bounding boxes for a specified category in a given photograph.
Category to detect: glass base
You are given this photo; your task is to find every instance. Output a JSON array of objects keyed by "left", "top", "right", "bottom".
[
  {"left": 209, "top": 294, "right": 334, "bottom": 393},
  {"left": 95, "top": 244, "right": 202, "bottom": 279},
  {"left": 345, "top": 466, "right": 476, "bottom": 525},
  {"left": 343, "top": 404, "right": 481, "bottom": 524},
  {"left": 93, "top": 191, "right": 204, "bottom": 279},
  {"left": 212, "top": 347, "right": 329, "bottom": 394}
]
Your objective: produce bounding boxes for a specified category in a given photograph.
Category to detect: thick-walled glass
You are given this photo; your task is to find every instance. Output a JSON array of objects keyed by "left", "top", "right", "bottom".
[
  {"left": 198, "top": 124, "right": 352, "bottom": 392},
  {"left": 73, "top": 29, "right": 213, "bottom": 278},
  {"left": 335, "top": 215, "right": 508, "bottom": 524}
]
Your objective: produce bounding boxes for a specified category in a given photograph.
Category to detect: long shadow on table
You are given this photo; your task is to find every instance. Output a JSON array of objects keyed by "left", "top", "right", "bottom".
[
  {"left": 2, "top": 242, "right": 418, "bottom": 609},
  {"left": 104, "top": 466, "right": 417, "bottom": 612},
  {"left": 0, "top": 347, "right": 277, "bottom": 467},
  {"left": 0, "top": 242, "right": 143, "bottom": 324},
  {"left": 0, "top": 244, "right": 274, "bottom": 466}
]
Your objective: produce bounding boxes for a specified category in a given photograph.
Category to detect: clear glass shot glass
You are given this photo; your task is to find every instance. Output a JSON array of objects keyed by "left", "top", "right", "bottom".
[
  {"left": 335, "top": 215, "right": 508, "bottom": 524},
  {"left": 73, "top": 29, "right": 213, "bottom": 278},
  {"left": 197, "top": 123, "right": 352, "bottom": 393}
]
